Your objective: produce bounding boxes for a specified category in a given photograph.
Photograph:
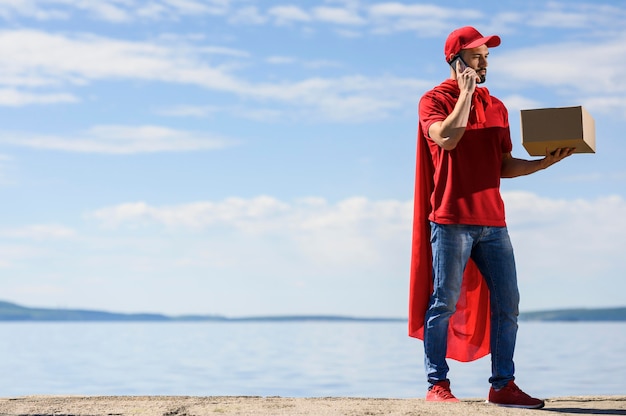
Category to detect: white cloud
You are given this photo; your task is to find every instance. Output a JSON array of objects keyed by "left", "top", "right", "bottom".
[
  {"left": 0, "top": 0, "right": 68, "bottom": 20},
  {"left": 0, "top": 153, "right": 13, "bottom": 185},
  {"left": 504, "top": 191, "right": 626, "bottom": 271},
  {"left": 90, "top": 196, "right": 409, "bottom": 231},
  {"left": 528, "top": 10, "right": 587, "bottom": 28},
  {"left": 494, "top": 35, "right": 626, "bottom": 95},
  {"left": 500, "top": 94, "right": 543, "bottom": 114},
  {"left": 0, "top": 0, "right": 231, "bottom": 22},
  {"left": 368, "top": 2, "right": 455, "bottom": 19},
  {"left": 265, "top": 55, "right": 341, "bottom": 69},
  {"left": 0, "top": 125, "right": 235, "bottom": 154},
  {"left": 160, "top": 0, "right": 229, "bottom": 15},
  {"left": 0, "top": 29, "right": 242, "bottom": 90},
  {"left": 0, "top": 88, "right": 79, "bottom": 106},
  {"left": 79, "top": 1, "right": 131, "bottom": 23},
  {"left": 1, "top": 6, "right": 623, "bottom": 122},
  {"left": 88, "top": 192, "right": 626, "bottom": 275},
  {"left": 525, "top": 2, "right": 626, "bottom": 29},
  {"left": 0, "top": 29, "right": 425, "bottom": 121},
  {"left": 156, "top": 104, "right": 221, "bottom": 118},
  {"left": 266, "top": 56, "right": 297, "bottom": 65},
  {"left": 90, "top": 196, "right": 291, "bottom": 230},
  {"left": 334, "top": 28, "right": 362, "bottom": 38},
  {"left": 268, "top": 5, "right": 311, "bottom": 25},
  {"left": 248, "top": 75, "right": 428, "bottom": 122},
  {"left": 1, "top": 1, "right": 622, "bottom": 38},
  {"left": 581, "top": 96, "right": 626, "bottom": 119},
  {"left": 91, "top": 191, "right": 626, "bottom": 232},
  {"left": 232, "top": 107, "right": 284, "bottom": 122},
  {"left": 156, "top": 104, "right": 285, "bottom": 122},
  {"left": 313, "top": 6, "right": 365, "bottom": 25},
  {"left": 0, "top": 243, "right": 44, "bottom": 268},
  {"left": 492, "top": 31, "right": 626, "bottom": 118},
  {"left": 90, "top": 195, "right": 410, "bottom": 233},
  {"left": 83, "top": 192, "right": 626, "bottom": 309},
  {"left": 89, "top": 196, "right": 413, "bottom": 271},
  {"left": 4, "top": 192, "right": 625, "bottom": 314},
  {"left": 265, "top": 2, "right": 470, "bottom": 32},
  {"left": 367, "top": 3, "right": 482, "bottom": 34},
  {"left": 303, "top": 59, "right": 342, "bottom": 69},
  {"left": 267, "top": 4, "right": 367, "bottom": 27},
  {"left": 1, "top": 224, "right": 76, "bottom": 240},
  {"left": 228, "top": 6, "right": 266, "bottom": 25}
]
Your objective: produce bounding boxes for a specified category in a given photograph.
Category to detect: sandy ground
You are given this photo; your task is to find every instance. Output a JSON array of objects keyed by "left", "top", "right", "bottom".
[{"left": 0, "top": 396, "right": 625, "bottom": 416}]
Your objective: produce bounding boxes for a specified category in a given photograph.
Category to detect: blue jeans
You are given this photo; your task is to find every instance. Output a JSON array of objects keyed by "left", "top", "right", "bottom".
[{"left": 424, "top": 222, "right": 520, "bottom": 389}]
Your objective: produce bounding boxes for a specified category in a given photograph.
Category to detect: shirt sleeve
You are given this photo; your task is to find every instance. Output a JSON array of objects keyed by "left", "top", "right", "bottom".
[{"left": 418, "top": 92, "right": 450, "bottom": 139}]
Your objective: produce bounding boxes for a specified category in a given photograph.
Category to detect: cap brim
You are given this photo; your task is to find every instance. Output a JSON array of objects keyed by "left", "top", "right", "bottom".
[{"left": 464, "top": 35, "right": 501, "bottom": 50}]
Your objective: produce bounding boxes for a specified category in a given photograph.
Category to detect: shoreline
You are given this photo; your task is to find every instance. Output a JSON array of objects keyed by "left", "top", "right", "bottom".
[{"left": 1, "top": 395, "right": 625, "bottom": 415}]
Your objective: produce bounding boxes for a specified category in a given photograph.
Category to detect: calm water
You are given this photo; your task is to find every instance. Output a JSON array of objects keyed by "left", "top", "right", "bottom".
[{"left": 0, "top": 321, "right": 624, "bottom": 398}]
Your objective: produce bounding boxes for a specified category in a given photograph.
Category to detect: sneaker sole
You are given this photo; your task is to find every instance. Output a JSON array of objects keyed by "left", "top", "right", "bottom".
[
  {"left": 486, "top": 400, "right": 545, "bottom": 409},
  {"left": 427, "top": 398, "right": 460, "bottom": 403}
]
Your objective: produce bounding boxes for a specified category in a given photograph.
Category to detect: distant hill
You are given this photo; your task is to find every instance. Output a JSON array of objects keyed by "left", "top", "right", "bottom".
[
  {"left": 0, "top": 300, "right": 401, "bottom": 322},
  {"left": 0, "top": 300, "right": 173, "bottom": 321},
  {"left": 1, "top": 300, "right": 625, "bottom": 322},
  {"left": 519, "top": 307, "right": 626, "bottom": 322}
]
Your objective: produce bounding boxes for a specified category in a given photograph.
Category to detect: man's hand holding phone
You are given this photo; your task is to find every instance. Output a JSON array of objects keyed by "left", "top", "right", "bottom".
[
  {"left": 451, "top": 56, "right": 477, "bottom": 93},
  {"left": 450, "top": 55, "right": 467, "bottom": 73}
]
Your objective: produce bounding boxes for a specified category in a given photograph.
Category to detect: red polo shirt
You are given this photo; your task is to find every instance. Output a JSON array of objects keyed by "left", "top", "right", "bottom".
[{"left": 418, "top": 80, "right": 512, "bottom": 226}]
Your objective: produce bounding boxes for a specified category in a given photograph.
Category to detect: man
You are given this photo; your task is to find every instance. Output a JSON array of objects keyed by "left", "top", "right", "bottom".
[{"left": 408, "top": 26, "right": 574, "bottom": 408}]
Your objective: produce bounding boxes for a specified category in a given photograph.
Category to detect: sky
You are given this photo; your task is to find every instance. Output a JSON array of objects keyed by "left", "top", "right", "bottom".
[{"left": 0, "top": 0, "right": 625, "bottom": 318}]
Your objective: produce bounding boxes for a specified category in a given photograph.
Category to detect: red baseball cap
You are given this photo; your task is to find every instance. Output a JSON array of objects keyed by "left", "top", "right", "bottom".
[{"left": 444, "top": 26, "right": 501, "bottom": 62}]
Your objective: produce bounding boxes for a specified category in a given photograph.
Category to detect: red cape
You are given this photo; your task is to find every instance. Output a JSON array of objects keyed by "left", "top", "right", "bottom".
[{"left": 408, "top": 95, "right": 492, "bottom": 362}]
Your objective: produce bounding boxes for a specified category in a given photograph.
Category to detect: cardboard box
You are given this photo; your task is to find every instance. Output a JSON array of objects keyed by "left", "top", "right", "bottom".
[{"left": 520, "top": 106, "right": 595, "bottom": 156}]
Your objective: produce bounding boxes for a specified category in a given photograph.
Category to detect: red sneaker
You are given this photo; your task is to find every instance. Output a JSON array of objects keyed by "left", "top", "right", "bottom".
[
  {"left": 426, "top": 380, "right": 460, "bottom": 403},
  {"left": 488, "top": 381, "right": 545, "bottom": 409}
]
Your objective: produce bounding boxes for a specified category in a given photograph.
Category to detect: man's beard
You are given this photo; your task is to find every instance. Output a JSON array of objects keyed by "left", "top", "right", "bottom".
[{"left": 477, "top": 69, "right": 487, "bottom": 84}]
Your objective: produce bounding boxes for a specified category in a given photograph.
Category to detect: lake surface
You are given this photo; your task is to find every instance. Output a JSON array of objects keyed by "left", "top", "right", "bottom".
[{"left": 0, "top": 321, "right": 624, "bottom": 398}]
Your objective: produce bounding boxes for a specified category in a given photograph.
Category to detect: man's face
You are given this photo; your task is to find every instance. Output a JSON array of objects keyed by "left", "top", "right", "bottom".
[{"left": 460, "top": 44, "right": 489, "bottom": 84}]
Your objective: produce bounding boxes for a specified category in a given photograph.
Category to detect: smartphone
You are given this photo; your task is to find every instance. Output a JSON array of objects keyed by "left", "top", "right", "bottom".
[{"left": 449, "top": 54, "right": 468, "bottom": 73}]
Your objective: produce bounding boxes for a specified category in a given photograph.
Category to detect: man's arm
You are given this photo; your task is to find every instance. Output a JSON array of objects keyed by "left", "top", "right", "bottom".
[
  {"left": 428, "top": 90, "right": 472, "bottom": 151},
  {"left": 501, "top": 148, "right": 575, "bottom": 178},
  {"left": 428, "top": 62, "right": 478, "bottom": 151}
]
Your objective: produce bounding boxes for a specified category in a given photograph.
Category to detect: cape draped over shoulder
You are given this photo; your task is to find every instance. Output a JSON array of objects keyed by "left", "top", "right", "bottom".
[{"left": 408, "top": 81, "right": 492, "bottom": 362}]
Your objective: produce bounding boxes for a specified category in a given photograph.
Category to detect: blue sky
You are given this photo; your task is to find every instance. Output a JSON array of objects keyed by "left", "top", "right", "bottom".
[{"left": 0, "top": 0, "right": 625, "bottom": 318}]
